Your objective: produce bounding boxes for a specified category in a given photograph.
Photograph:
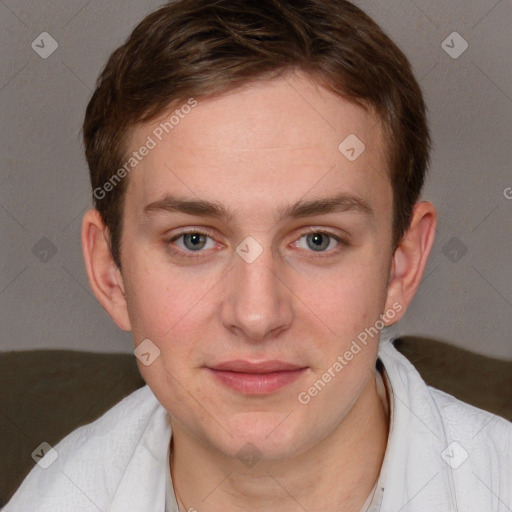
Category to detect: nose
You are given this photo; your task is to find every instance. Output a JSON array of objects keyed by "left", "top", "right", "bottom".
[{"left": 220, "top": 240, "right": 293, "bottom": 343}]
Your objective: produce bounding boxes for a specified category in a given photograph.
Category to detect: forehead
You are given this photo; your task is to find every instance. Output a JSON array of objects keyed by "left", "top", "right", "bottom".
[{"left": 123, "top": 73, "right": 391, "bottom": 224}]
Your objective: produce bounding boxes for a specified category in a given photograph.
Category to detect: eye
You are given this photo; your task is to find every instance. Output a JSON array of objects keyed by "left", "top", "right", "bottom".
[
  {"left": 164, "top": 228, "right": 346, "bottom": 261},
  {"left": 165, "top": 230, "right": 218, "bottom": 257},
  {"left": 293, "top": 230, "right": 343, "bottom": 253}
]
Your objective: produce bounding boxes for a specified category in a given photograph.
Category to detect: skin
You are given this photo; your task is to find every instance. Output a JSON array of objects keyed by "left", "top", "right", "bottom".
[{"left": 82, "top": 71, "right": 436, "bottom": 512}]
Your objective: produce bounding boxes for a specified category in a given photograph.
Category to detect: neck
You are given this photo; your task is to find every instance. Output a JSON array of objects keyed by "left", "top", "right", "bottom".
[{"left": 170, "top": 370, "right": 389, "bottom": 512}]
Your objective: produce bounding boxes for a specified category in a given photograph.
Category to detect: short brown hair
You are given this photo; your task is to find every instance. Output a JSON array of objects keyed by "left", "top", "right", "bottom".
[{"left": 83, "top": 0, "right": 430, "bottom": 269}]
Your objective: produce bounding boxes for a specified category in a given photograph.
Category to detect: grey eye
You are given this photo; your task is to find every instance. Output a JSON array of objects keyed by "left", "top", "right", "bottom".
[
  {"left": 182, "top": 233, "right": 208, "bottom": 251},
  {"left": 304, "top": 233, "right": 333, "bottom": 252}
]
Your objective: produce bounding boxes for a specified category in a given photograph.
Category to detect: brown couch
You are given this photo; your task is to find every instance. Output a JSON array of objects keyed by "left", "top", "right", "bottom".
[{"left": 1, "top": 336, "right": 511, "bottom": 506}]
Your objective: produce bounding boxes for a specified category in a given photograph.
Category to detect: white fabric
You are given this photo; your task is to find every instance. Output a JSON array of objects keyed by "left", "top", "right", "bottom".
[{"left": 5, "top": 336, "right": 512, "bottom": 512}]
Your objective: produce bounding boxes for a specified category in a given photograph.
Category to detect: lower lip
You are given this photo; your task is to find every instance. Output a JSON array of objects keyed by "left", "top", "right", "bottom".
[{"left": 207, "top": 368, "right": 306, "bottom": 394}]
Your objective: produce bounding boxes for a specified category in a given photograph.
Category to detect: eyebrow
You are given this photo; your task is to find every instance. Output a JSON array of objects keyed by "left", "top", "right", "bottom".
[{"left": 142, "top": 193, "right": 373, "bottom": 223}]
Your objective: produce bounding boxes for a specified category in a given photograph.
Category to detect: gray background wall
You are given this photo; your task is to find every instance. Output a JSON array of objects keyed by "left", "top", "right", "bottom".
[{"left": 1, "top": 0, "right": 510, "bottom": 358}]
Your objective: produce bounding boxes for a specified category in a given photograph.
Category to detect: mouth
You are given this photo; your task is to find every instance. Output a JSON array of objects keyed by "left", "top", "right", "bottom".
[{"left": 206, "top": 360, "right": 308, "bottom": 395}]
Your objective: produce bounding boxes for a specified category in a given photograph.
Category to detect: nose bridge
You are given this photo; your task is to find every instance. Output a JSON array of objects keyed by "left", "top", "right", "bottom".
[{"left": 221, "top": 237, "right": 292, "bottom": 340}]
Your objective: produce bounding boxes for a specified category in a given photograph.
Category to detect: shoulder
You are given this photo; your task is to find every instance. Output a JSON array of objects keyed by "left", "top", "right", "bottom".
[
  {"left": 428, "top": 386, "right": 512, "bottom": 508},
  {"left": 381, "top": 337, "right": 512, "bottom": 445},
  {"left": 4, "top": 385, "right": 163, "bottom": 511},
  {"left": 52, "top": 384, "right": 160, "bottom": 457},
  {"left": 428, "top": 385, "right": 512, "bottom": 460},
  {"left": 379, "top": 338, "right": 512, "bottom": 507}
]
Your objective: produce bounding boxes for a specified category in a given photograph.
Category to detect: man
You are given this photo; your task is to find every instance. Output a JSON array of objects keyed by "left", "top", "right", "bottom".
[{"left": 5, "top": 0, "right": 511, "bottom": 511}]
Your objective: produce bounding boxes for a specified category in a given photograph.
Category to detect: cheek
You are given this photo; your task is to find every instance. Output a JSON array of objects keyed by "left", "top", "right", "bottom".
[
  {"left": 125, "top": 260, "right": 221, "bottom": 395},
  {"left": 125, "top": 257, "right": 213, "bottom": 339},
  {"left": 126, "top": 266, "right": 209, "bottom": 409},
  {"left": 305, "top": 255, "right": 389, "bottom": 338}
]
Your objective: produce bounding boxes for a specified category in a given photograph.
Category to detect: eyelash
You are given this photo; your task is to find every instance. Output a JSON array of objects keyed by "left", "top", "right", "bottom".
[{"left": 163, "top": 228, "right": 347, "bottom": 260}]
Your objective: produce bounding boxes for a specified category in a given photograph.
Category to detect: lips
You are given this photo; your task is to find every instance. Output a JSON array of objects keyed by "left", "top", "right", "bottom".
[
  {"left": 210, "top": 360, "right": 305, "bottom": 373},
  {"left": 207, "top": 360, "right": 307, "bottom": 394}
]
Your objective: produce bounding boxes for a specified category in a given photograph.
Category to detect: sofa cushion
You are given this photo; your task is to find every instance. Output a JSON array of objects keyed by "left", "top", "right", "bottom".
[{"left": 392, "top": 336, "right": 512, "bottom": 421}]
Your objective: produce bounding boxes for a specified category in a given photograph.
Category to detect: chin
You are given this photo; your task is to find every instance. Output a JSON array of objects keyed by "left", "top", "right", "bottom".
[{"left": 212, "top": 413, "right": 312, "bottom": 462}]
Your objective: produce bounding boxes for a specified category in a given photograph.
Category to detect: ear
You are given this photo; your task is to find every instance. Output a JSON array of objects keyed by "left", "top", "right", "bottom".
[
  {"left": 384, "top": 201, "right": 437, "bottom": 325},
  {"left": 81, "top": 209, "right": 132, "bottom": 331}
]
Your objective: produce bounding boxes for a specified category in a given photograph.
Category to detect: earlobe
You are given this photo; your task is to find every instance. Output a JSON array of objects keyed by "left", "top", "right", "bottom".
[
  {"left": 384, "top": 201, "right": 437, "bottom": 325},
  {"left": 81, "top": 209, "right": 132, "bottom": 331}
]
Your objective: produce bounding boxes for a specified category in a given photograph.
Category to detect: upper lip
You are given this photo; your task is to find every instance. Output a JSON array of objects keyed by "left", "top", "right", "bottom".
[{"left": 208, "top": 360, "right": 306, "bottom": 373}]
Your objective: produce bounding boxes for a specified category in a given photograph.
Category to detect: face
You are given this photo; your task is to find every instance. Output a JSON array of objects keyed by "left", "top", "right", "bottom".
[{"left": 118, "top": 72, "right": 395, "bottom": 460}]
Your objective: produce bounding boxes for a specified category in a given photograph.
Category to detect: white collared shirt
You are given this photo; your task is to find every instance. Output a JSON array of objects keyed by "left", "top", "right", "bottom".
[{"left": 5, "top": 336, "right": 512, "bottom": 511}]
